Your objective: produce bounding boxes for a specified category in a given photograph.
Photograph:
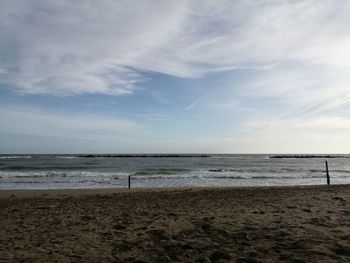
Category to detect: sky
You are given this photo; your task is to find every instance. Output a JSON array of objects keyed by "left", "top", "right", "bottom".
[{"left": 1, "top": 0, "right": 350, "bottom": 154}]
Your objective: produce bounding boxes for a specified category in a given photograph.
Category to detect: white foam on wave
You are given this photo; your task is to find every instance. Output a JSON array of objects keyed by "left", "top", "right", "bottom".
[
  {"left": 0, "top": 155, "right": 33, "bottom": 159},
  {"left": 55, "top": 156, "right": 79, "bottom": 159},
  {"left": 0, "top": 171, "right": 131, "bottom": 182}
]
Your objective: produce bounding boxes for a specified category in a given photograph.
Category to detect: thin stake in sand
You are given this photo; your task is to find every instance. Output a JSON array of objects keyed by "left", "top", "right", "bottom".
[{"left": 325, "top": 161, "right": 330, "bottom": 185}]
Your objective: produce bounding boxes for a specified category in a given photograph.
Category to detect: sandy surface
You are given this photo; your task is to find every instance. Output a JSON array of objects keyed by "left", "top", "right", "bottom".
[{"left": 1, "top": 185, "right": 350, "bottom": 262}]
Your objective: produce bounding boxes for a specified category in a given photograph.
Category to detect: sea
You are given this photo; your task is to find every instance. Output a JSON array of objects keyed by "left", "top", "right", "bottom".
[{"left": 1, "top": 154, "right": 350, "bottom": 190}]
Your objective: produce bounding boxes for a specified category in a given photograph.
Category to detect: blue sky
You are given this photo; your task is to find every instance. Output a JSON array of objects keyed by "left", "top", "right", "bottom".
[{"left": 1, "top": 0, "right": 350, "bottom": 153}]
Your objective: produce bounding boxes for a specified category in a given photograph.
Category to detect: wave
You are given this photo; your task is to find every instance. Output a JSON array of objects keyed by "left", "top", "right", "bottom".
[
  {"left": 55, "top": 156, "right": 79, "bottom": 159},
  {"left": 1, "top": 179, "right": 118, "bottom": 184},
  {"left": 209, "top": 168, "right": 256, "bottom": 173},
  {"left": 2, "top": 165, "right": 350, "bottom": 186},
  {"left": 134, "top": 168, "right": 192, "bottom": 176},
  {"left": 0, "top": 155, "right": 82, "bottom": 159},
  {"left": 251, "top": 175, "right": 296, "bottom": 179},
  {"left": 208, "top": 168, "right": 302, "bottom": 173},
  {"left": 309, "top": 169, "right": 324, "bottom": 173},
  {"left": 210, "top": 175, "right": 247, "bottom": 179},
  {"left": 330, "top": 169, "right": 350, "bottom": 174},
  {"left": 0, "top": 171, "right": 130, "bottom": 179},
  {"left": 0, "top": 155, "right": 33, "bottom": 159},
  {"left": 131, "top": 174, "right": 202, "bottom": 180},
  {"left": 210, "top": 175, "right": 300, "bottom": 179},
  {"left": 1, "top": 165, "right": 95, "bottom": 171}
]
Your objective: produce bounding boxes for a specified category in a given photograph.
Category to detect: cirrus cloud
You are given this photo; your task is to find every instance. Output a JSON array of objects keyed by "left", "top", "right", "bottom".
[{"left": 1, "top": 0, "right": 350, "bottom": 98}]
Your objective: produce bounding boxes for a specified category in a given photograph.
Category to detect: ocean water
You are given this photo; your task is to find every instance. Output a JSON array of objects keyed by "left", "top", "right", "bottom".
[{"left": 1, "top": 154, "right": 350, "bottom": 189}]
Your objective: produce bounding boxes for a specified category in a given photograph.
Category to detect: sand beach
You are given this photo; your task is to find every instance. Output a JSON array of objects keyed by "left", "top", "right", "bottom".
[{"left": 1, "top": 185, "right": 350, "bottom": 262}]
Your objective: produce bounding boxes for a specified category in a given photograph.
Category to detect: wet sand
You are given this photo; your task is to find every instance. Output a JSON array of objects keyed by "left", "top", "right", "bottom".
[{"left": 1, "top": 185, "right": 350, "bottom": 262}]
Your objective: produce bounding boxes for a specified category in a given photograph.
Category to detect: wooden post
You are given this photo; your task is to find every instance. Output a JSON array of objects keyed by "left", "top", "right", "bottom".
[
  {"left": 325, "top": 161, "right": 330, "bottom": 185},
  {"left": 128, "top": 175, "right": 131, "bottom": 189}
]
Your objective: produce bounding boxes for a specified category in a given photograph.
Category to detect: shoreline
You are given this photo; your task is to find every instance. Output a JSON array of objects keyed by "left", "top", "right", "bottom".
[{"left": 0, "top": 184, "right": 345, "bottom": 199}]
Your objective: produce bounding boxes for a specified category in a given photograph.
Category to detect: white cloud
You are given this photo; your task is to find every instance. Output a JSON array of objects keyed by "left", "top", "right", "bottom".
[
  {"left": 159, "top": 114, "right": 350, "bottom": 153},
  {"left": 0, "top": 0, "right": 188, "bottom": 95},
  {"left": 1, "top": 0, "right": 350, "bottom": 97},
  {"left": 239, "top": 115, "right": 350, "bottom": 153}
]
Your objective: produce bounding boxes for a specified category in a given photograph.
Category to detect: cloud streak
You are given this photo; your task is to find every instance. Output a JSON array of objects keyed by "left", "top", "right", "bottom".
[{"left": 185, "top": 98, "right": 202, "bottom": 111}]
